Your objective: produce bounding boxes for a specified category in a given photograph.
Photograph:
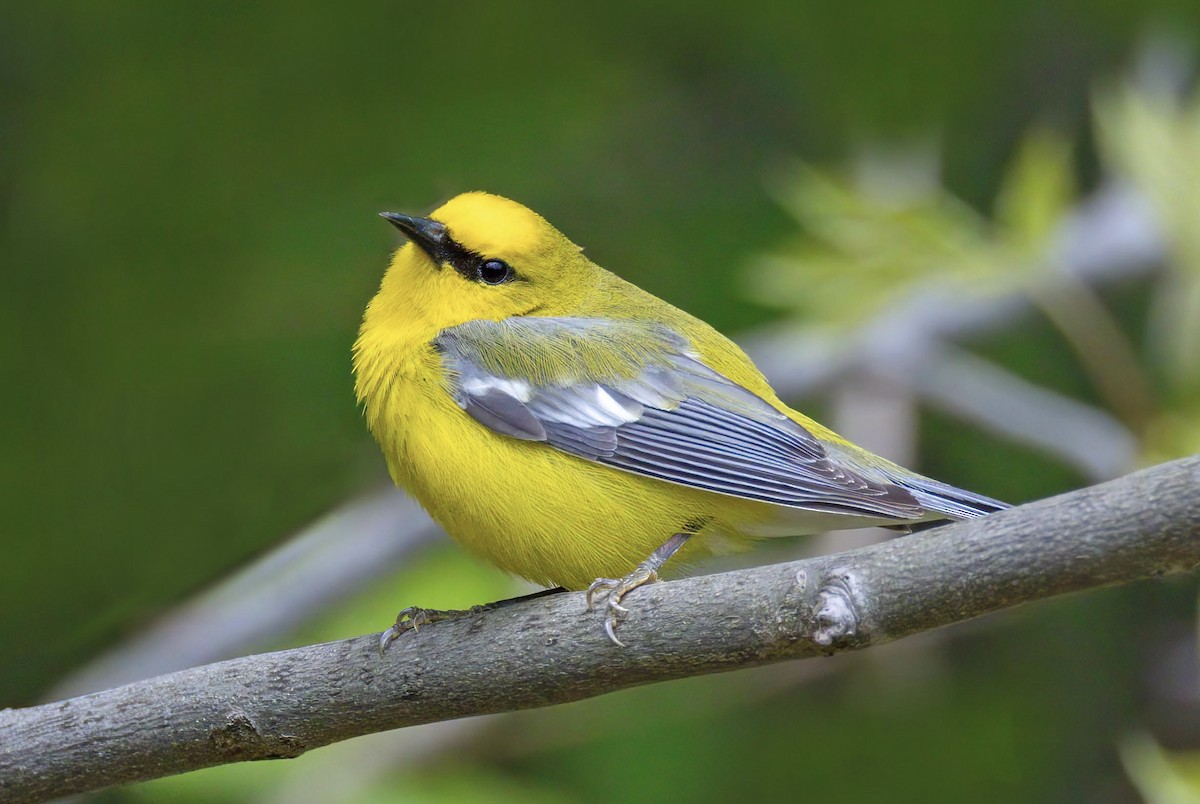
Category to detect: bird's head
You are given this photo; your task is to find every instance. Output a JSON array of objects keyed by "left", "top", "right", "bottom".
[{"left": 369, "top": 192, "right": 592, "bottom": 333}]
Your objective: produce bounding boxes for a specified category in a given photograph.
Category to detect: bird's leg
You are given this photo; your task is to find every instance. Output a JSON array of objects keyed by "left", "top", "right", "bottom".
[
  {"left": 378, "top": 586, "right": 568, "bottom": 655},
  {"left": 586, "top": 531, "right": 692, "bottom": 646}
]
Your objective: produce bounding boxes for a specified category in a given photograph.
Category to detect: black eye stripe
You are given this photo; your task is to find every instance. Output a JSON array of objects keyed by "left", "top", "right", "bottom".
[{"left": 437, "top": 232, "right": 518, "bottom": 285}]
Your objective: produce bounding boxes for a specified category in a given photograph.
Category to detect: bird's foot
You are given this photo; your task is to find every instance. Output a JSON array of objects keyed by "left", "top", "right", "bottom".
[
  {"left": 585, "top": 532, "right": 693, "bottom": 646},
  {"left": 586, "top": 564, "right": 661, "bottom": 647},
  {"left": 378, "top": 606, "right": 471, "bottom": 655},
  {"left": 378, "top": 587, "right": 569, "bottom": 655}
]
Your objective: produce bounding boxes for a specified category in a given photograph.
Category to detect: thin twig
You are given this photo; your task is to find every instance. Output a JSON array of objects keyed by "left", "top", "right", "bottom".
[{"left": 1029, "top": 274, "right": 1156, "bottom": 435}]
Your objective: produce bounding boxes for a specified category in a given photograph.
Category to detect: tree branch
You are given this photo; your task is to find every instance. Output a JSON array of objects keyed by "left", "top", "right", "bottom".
[{"left": 3, "top": 456, "right": 1198, "bottom": 802}]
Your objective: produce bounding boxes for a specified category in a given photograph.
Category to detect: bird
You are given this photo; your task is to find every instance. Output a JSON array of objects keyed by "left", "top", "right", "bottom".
[{"left": 353, "top": 191, "right": 1008, "bottom": 648}]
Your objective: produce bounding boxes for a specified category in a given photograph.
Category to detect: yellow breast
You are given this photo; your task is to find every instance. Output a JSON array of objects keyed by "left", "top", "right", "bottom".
[{"left": 356, "top": 334, "right": 775, "bottom": 587}]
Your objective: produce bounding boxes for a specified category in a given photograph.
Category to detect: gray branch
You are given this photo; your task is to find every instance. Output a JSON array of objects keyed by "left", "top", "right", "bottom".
[{"left": 3, "top": 456, "right": 1198, "bottom": 803}]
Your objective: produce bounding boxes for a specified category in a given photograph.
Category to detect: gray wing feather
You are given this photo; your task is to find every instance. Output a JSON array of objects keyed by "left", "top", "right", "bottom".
[
  {"left": 437, "top": 317, "right": 925, "bottom": 520},
  {"left": 462, "top": 387, "right": 547, "bottom": 441},
  {"left": 605, "top": 400, "right": 918, "bottom": 515}
]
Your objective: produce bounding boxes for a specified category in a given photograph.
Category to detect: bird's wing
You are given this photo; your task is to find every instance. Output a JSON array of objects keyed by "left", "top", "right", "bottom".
[{"left": 435, "top": 317, "right": 925, "bottom": 520}]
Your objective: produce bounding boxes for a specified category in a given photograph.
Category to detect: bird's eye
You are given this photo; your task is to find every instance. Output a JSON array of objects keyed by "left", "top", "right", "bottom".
[{"left": 478, "top": 259, "right": 515, "bottom": 285}]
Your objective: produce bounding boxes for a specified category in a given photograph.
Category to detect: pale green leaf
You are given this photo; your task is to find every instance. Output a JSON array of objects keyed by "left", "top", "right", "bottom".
[
  {"left": 995, "top": 128, "right": 1076, "bottom": 253},
  {"left": 1120, "top": 732, "right": 1200, "bottom": 804}
]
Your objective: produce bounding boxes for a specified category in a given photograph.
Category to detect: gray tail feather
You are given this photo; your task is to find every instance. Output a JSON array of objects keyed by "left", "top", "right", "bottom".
[{"left": 891, "top": 474, "right": 1010, "bottom": 520}]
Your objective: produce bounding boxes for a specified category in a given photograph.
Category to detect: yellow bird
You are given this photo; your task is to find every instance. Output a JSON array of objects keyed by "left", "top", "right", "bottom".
[{"left": 354, "top": 191, "right": 1006, "bottom": 647}]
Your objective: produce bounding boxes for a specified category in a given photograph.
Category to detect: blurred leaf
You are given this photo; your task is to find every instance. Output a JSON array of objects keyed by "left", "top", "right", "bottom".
[
  {"left": 749, "top": 130, "right": 1087, "bottom": 335},
  {"left": 749, "top": 125, "right": 1177, "bottom": 445},
  {"left": 995, "top": 128, "right": 1076, "bottom": 252},
  {"left": 1096, "top": 80, "right": 1200, "bottom": 393},
  {"left": 747, "top": 162, "right": 1019, "bottom": 332},
  {"left": 1144, "top": 404, "right": 1200, "bottom": 466},
  {"left": 1096, "top": 80, "right": 1200, "bottom": 268},
  {"left": 1120, "top": 733, "right": 1200, "bottom": 804}
]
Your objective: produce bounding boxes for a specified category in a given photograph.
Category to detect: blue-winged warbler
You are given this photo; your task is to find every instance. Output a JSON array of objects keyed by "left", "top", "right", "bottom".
[{"left": 353, "top": 192, "right": 1006, "bottom": 646}]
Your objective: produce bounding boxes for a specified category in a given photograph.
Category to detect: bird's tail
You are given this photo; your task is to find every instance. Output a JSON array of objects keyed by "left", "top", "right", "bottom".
[{"left": 890, "top": 473, "right": 1011, "bottom": 520}]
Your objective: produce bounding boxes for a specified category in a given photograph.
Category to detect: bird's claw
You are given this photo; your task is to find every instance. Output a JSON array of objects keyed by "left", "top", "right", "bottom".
[
  {"left": 603, "top": 612, "right": 626, "bottom": 648},
  {"left": 586, "top": 566, "right": 659, "bottom": 646},
  {"left": 377, "top": 606, "right": 433, "bottom": 656},
  {"left": 378, "top": 626, "right": 399, "bottom": 656},
  {"left": 376, "top": 590, "right": 571, "bottom": 657}
]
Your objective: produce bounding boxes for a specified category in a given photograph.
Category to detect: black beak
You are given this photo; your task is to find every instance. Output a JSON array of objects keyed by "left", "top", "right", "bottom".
[{"left": 380, "top": 212, "right": 448, "bottom": 261}]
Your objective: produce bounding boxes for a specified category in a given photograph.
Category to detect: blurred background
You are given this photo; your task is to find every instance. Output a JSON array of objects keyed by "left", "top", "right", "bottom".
[{"left": 4, "top": 2, "right": 1200, "bottom": 801}]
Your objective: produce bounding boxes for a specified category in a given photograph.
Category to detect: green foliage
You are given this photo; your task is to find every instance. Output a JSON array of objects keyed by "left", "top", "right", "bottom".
[
  {"left": 749, "top": 161, "right": 1015, "bottom": 330},
  {"left": 749, "top": 79, "right": 1200, "bottom": 461},
  {"left": 1096, "top": 79, "right": 1200, "bottom": 459},
  {"left": 747, "top": 128, "right": 1084, "bottom": 341},
  {"left": 747, "top": 67, "right": 1200, "bottom": 802}
]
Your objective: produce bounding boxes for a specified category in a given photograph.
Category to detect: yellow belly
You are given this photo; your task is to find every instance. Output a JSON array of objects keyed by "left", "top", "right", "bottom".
[{"left": 371, "top": 349, "right": 775, "bottom": 589}]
